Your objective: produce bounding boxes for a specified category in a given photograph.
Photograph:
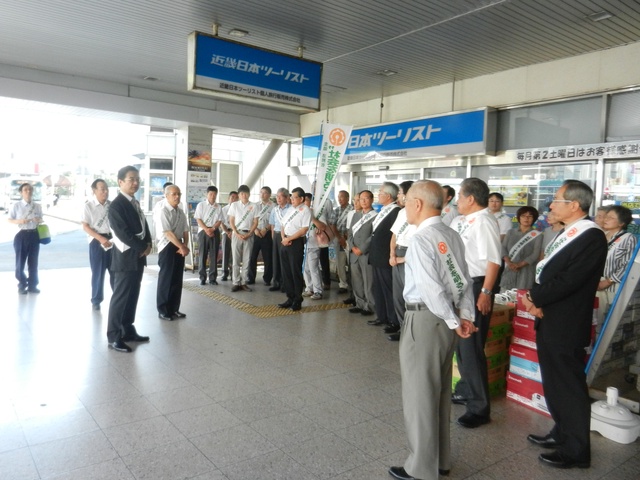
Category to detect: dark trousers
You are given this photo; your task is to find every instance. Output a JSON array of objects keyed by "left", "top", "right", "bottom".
[
  {"left": 198, "top": 229, "right": 220, "bottom": 282},
  {"left": 249, "top": 230, "right": 273, "bottom": 283},
  {"left": 454, "top": 277, "right": 493, "bottom": 418},
  {"left": 221, "top": 232, "right": 232, "bottom": 279},
  {"left": 89, "top": 238, "right": 113, "bottom": 306},
  {"left": 14, "top": 229, "right": 39, "bottom": 289},
  {"left": 537, "top": 324, "right": 591, "bottom": 462},
  {"left": 319, "top": 246, "right": 330, "bottom": 286},
  {"left": 281, "top": 237, "right": 305, "bottom": 304},
  {"left": 372, "top": 265, "right": 395, "bottom": 325},
  {"left": 272, "top": 231, "right": 283, "bottom": 288},
  {"left": 107, "top": 266, "right": 143, "bottom": 342},
  {"left": 157, "top": 243, "right": 185, "bottom": 316}
]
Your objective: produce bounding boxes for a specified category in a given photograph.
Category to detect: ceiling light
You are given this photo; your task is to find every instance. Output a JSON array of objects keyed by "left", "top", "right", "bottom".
[
  {"left": 142, "top": 76, "right": 158, "bottom": 81},
  {"left": 376, "top": 69, "right": 398, "bottom": 77},
  {"left": 321, "top": 84, "right": 347, "bottom": 93},
  {"left": 229, "top": 29, "right": 249, "bottom": 38},
  {"left": 587, "top": 11, "right": 613, "bottom": 22}
]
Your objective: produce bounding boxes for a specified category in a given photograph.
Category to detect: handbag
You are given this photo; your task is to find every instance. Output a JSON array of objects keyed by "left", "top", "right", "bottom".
[{"left": 37, "top": 223, "right": 51, "bottom": 245}]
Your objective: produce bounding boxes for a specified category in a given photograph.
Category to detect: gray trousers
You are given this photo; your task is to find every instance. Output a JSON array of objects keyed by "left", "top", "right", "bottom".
[
  {"left": 401, "top": 308, "right": 456, "bottom": 479},
  {"left": 350, "top": 252, "right": 375, "bottom": 312},
  {"left": 336, "top": 247, "right": 349, "bottom": 289},
  {"left": 231, "top": 234, "right": 254, "bottom": 286}
]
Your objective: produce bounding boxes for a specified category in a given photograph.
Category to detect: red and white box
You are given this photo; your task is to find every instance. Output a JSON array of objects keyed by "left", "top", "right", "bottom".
[
  {"left": 516, "top": 289, "right": 536, "bottom": 320},
  {"left": 509, "top": 344, "right": 541, "bottom": 382},
  {"left": 512, "top": 315, "right": 537, "bottom": 350},
  {"left": 506, "top": 371, "right": 550, "bottom": 417}
]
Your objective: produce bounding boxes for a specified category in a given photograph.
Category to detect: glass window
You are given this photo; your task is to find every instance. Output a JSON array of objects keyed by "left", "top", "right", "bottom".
[
  {"left": 497, "top": 97, "right": 602, "bottom": 151},
  {"left": 607, "top": 90, "right": 640, "bottom": 142},
  {"left": 475, "top": 162, "right": 596, "bottom": 214}
]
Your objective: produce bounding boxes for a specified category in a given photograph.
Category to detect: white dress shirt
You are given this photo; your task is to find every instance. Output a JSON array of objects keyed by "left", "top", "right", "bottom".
[
  {"left": 450, "top": 208, "right": 501, "bottom": 278},
  {"left": 155, "top": 202, "right": 189, "bottom": 253},
  {"left": 194, "top": 200, "right": 222, "bottom": 232},
  {"left": 82, "top": 197, "right": 111, "bottom": 242},
  {"left": 282, "top": 204, "right": 312, "bottom": 237},
  {"left": 403, "top": 216, "right": 475, "bottom": 329},
  {"left": 227, "top": 200, "right": 258, "bottom": 231},
  {"left": 390, "top": 208, "right": 417, "bottom": 247}
]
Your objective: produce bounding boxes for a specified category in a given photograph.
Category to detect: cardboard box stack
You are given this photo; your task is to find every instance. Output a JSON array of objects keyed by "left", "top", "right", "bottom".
[
  {"left": 505, "top": 290, "right": 550, "bottom": 417},
  {"left": 453, "top": 303, "right": 513, "bottom": 397}
]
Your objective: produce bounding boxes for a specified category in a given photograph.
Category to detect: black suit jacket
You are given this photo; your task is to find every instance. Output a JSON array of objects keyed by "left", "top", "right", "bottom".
[
  {"left": 109, "top": 193, "right": 152, "bottom": 272},
  {"left": 369, "top": 206, "right": 400, "bottom": 268},
  {"left": 530, "top": 226, "right": 607, "bottom": 347}
]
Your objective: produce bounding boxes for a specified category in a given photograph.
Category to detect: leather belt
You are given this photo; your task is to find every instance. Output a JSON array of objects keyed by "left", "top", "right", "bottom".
[
  {"left": 406, "top": 302, "right": 428, "bottom": 311},
  {"left": 239, "top": 229, "right": 249, "bottom": 233}
]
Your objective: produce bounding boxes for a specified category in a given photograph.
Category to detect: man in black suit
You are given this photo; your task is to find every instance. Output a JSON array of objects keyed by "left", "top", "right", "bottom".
[
  {"left": 522, "top": 180, "right": 607, "bottom": 469},
  {"left": 106, "top": 166, "right": 152, "bottom": 352},
  {"left": 369, "top": 182, "right": 400, "bottom": 330}
]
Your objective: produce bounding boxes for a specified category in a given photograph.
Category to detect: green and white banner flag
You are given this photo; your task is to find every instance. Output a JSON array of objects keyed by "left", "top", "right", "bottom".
[{"left": 312, "top": 124, "right": 353, "bottom": 219}]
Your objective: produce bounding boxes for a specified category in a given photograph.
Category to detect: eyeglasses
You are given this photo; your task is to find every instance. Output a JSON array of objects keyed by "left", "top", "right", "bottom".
[
  {"left": 123, "top": 177, "right": 140, "bottom": 184},
  {"left": 551, "top": 198, "right": 572, "bottom": 204}
]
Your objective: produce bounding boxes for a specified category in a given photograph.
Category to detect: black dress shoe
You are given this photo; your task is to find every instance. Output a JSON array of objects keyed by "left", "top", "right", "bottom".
[
  {"left": 108, "top": 340, "right": 132, "bottom": 352},
  {"left": 388, "top": 466, "right": 415, "bottom": 480},
  {"left": 457, "top": 412, "right": 490, "bottom": 428},
  {"left": 200, "top": 279, "right": 206, "bottom": 285},
  {"left": 451, "top": 394, "right": 468, "bottom": 405},
  {"left": 367, "top": 320, "right": 383, "bottom": 326},
  {"left": 158, "top": 313, "right": 175, "bottom": 321},
  {"left": 527, "top": 433, "right": 562, "bottom": 448},
  {"left": 278, "top": 301, "right": 293, "bottom": 308},
  {"left": 18, "top": 287, "right": 28, "bottom": 295},
  {"left": 439, "top": 468, "right": 450, "bottom": 476},
  {"left": 122, "top": 333, "right": 150, "bottom": 342},
  {"left": 247, "top": 280, "right": 255, "bottom": 285},
  {"left": 360, "top": 310, "right": 374, "bottom": 316},
  {"left": 264, "top": 282, "right": 271, "bottom": 286},
  {"left": 173, "top": 311, "right": 186, "bottom": 318},
  {"left": 338, "top": 288, "right": 348, "bottom": 294},
  {"left": 28, "top": 287, "right": 40, "bottom": 294},
  {"left": 221, "top": 276, "right": 228, "bottom": 281},
  {"left": 384, "top": 324, "right": 400, "bottom": 334},
  {"left": 388, "top": 333, "right": 400, "bottom": 341},
  {"left": 348, "top": 307, "right": 362, "bottom": 314},
  {"left": 539, "top": 451, "right": 589, "bottom": 469},
  {"left": 290, "top": 303, "right": 302, "bottom": 311},
  {"left": 231, "top": 285, "right": 241, "bottom": 292},
  {"left": 92, "top": 304, "right": 101, "bottom": 311},
  {"left": 343, "top": 297, "right": 355, "bottom": 305},
  {"left": 269, "top": 284, "right": 281, "bottom": 291},
  {"left": 210, "top": 280, "right": 218, "bottom": 285}
]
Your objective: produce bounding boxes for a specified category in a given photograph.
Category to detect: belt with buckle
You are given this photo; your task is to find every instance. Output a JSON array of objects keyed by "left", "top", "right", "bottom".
[{"left": 405, "top": 302, "right": 428, "bottom": 311}]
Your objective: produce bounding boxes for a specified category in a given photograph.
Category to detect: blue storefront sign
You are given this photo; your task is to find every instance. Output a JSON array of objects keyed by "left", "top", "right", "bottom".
[
  {"left": 188, "top": 32, "right": 322, "bottom": 111},
  {"left": 303, "top": 109, "right": 491, "bottom": 162}
]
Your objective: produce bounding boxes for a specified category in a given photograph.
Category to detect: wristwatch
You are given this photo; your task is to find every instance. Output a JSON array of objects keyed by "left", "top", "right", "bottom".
[{"left": 481, "top": 287, "right": 493, "bottom": 296}]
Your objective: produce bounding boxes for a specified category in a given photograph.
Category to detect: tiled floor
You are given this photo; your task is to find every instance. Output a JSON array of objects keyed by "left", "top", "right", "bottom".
[{"left": 1, "top": 267, "right": 639, "bottom": 479}]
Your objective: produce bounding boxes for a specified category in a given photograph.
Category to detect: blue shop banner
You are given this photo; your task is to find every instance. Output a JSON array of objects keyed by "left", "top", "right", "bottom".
[
  {"left": 188, "top": 32, "right": 322, "bottom": 111},
  {"left": 303, "top": 109, "right": 490, "bottom": 162}
]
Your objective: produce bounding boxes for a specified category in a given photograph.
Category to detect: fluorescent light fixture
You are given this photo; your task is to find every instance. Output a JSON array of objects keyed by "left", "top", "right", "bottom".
[
  {"left": 229, "top": 28, "right": 249, "bottom": 38},
  {"left": 376, "top": 69, "right": 398, "bottom": 77},
  {"left": 587, "top": 11, "right": 613, "bottom": 22}
]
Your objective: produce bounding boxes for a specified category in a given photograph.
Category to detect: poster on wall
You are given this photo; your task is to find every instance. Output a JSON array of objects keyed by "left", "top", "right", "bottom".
[
  {"left": 188, "top": 148, "right": 212, "bottom": 172},
  {"left": 187, "top": 171, "right": 211, "bottom": 207},
  {"left": 502, "top": 187, "right": 529, "bottom": 207}
]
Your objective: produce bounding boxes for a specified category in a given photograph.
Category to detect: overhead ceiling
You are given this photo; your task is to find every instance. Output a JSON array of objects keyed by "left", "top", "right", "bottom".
[{"left": 1, "top": 0, "right": 639, "bottom": 117}]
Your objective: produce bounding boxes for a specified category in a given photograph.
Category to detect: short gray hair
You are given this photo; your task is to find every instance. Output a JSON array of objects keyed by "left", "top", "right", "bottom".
[
  {"left": 381, "top": 181, "right": 399, "bottom": 201},
  {"left": 410, "top": 180, "right": 444, "bottom": 210},
  {"left": 562, "top": 180, "right": 593, "bottom": 213},
  {"left": 276, "top": 187, "right": 290, "bottom": 197}
]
